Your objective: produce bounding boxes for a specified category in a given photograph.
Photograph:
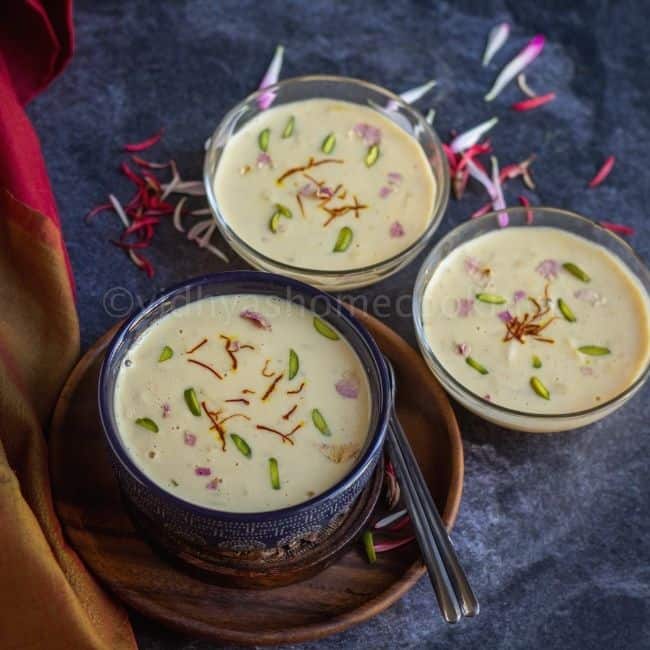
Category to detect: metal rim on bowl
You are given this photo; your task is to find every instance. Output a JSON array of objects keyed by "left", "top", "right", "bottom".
[
  {"left": 98, "top": 270, "right": 391, "bottom": 522},
  {"left": 413, "top": 206, "right": 650, "bottom": 422},
  {"left": 203, "top": 75, "right": 450, "bottom": 283}
]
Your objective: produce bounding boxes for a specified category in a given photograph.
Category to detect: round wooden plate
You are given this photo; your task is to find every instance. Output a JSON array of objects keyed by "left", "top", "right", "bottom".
[{"left": 49, "top": 308, "right": 463, "bottom": 646}]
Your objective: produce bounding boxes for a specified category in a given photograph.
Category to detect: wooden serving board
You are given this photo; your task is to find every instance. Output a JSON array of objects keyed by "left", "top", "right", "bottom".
[{"left": 49, "top": 308, "right": 463, "bottom": 646}]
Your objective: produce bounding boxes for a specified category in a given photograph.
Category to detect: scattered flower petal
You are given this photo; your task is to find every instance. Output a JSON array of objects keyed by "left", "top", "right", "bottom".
[
  {"left": 353, "top": 123, "right": 382, "bottom": 146},
  {"left": 195, "top": 466, "right": 211, "bottom": 476},
  {"left": 599, "top": 220, "right": 635, "bottom": 236},
  {"left": 466, "top": 158, "right": 497, "bottom": 200},
  {"left": 399, "top": 79, "right": 437, "bottom": 104},
  {"left": 485, "top": 35, "right": 546, "bottom": 102},
  {"left": 257, "top": 44, "right": 284, "bottom": 110},
  {"left": 456, "top": 342, "right": 471, "bottom": 357},
  {"left": 498, "top": 310, "right": 513, "bottom": 322},
  {"left": 162, "top": 403, "right": 171, "bottom": 418},
  {"left": 517, "top": 73, "right": 537, "bottom": 98},
  {"left": 574, "top": 288, "right": 606, "bottom": 306},
  {"left": 389, "top": 221, "right": 405, "bottom": 238},
  {"left": 206, "top": 477, "right": 222, "bottom": 490},
  {"left": 123, "top": 129, "right": 163, "bottom": 152},
  {"left": 173, "top": 196, "right": 187, "bottom": 232},
  {"left": 490, "top": 156, "right": 509, "bottom": 227},
  {"left": 449, "top": 117, "right": 499, "bottom": 153},
  {"left": 471, "top": 201, "right": 494, "bottom": 219},
  {"left": 387, "top": 172, "right": 403, "bottom": 184},
  {"left": 511, "top": 92, "right": 556, "bottom": 111},
  {"left": 183, "top": 432, "right": 197, "bottom": 446},
  {"left": 374, "top": 509, "right": 408, "bottom": 530},
  {"left": 379, "top": 186, "right": 393, "bottom": 198},
  {"left": 588, "top": 155, "right": 616, "bottom": 188},
  {"left": 514, "top": 290, "right": 527, "bottom": 302},
  {"left": 518, "top": 195, "right": 534, "bottom": 223},
  {"left": 240, "top": 309, "right": 272, "bottom": 330},
  {"left": 425, "top": 108, "right": 436, "bottom": 125},
  {"left": 256, "top": 152, "right": 273, "bottom": 168},
  {"left": 374, "top": 536, "right": 415, "bottom": 553},
  {"left": 482, "top": 22, "right": 510, "bottom": 66},
  {"left": 536, "top": 259, "right": 560, "bottom": 279}
]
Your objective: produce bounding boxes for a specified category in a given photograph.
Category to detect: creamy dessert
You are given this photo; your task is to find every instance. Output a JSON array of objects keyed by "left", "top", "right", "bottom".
[
  {"left": 422, "top": 227, "right": 650, "bottom": 413},
  {"left": 213, "top": 99, "right": 436, "bottom": 270},
  {"left": 113, "top": 294, "right": 371, "bottom": 512}
]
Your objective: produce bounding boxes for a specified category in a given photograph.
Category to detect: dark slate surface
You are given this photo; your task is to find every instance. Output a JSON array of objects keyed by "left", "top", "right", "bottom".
[{"left": 28, "top": 0, "right": 649, "bottom": 648}]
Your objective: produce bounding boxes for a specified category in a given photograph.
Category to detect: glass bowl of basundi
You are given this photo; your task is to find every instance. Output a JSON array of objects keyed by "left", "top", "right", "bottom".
[
  {"left": 98, "top": 271, "right": 390, "bottom": 567},
  {"left": 413, "top": 207, "right": 650, "bottom": 433},
  {"left": 203, "top": 75, "right": 450, "bottom": 290}
]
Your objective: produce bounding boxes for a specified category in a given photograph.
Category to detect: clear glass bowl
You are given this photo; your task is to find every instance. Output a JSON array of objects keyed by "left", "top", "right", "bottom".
[
  {"left": 203, "top": 75, "right": 450, "bottom": 290},
  {"left": 413, "top": 207, "right": 650, "bottom": 433}
]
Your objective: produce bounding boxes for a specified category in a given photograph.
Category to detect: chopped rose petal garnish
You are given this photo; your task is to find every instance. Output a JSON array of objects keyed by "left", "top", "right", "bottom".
[
  {"left": 498, "top": 310, "right": 513, "bottom": 322},
  {"left": 335, "top": 374, "right": 360, "bottom": 399},
  {"left": 240, "top": 310, "right": 272, "bottom": 330},
  {"left": 183, "top": 432, "right": 197, "bottom": 446},
  {"left": 518, "top": 195, "right": 534, "bottom": 223},
  {"left": 195, "top": 467, "right": 211, "bottom": 476},
  {"left": 457, "top": 298, "right": 474, "bottom": 317},
  {"left": 387, "top": 172, "right": 403, "bottom": 184},
  {"left": 482, "top": 22, "right": 510, "bottom": 66},
  {"left": 299, "top": 182, "right": 318, "bottom": 196},
  {"left": 514, "top": 290, "right": 526, "bottom": 302},
  {"left": 379, "top": 186, "right": 393, "bottom": 198},
  {"left": 256, "top": 152, "right": 273, "bottom": 168},
  {"left": 449, "top": 117, "right": 499, "bottom": 153},
  {"left": 485, "top": 35, "right": 546, "bottom": 102},
  {"left": 389, "top": 221, "right": 405, "bottom": 238},
  {"left": 123, "top": 129, "right": 163, "bottom": 152},
  {"left": 456, "top": 342, "right": 471, "bottom": 357},
  {"left": 580, "top": 366, "right": 594, "bottom": 376},
  {"left": 257, "top": 44, "right": 284, "bottom": 110},
  {"left": 536, "top": 259, "right": 560, "bottom": 279},
  {"left": 588, "top": 155, "right": 616, "bottom": 188},
  {"left": 206, "top": 477, "right": 222, "bottom": 490},
  {"left": 484, "top": 394, "right": 492, "bottom": 401},
  {"left": 599, "top": 220, "right": 635, "bottom": 236},
  {"left": 517, "top": 73, "right": 537, "bottom": 98},
  {"left": 511, "top": 92, "right": 556, "bottom": 111},
  {"left": 353, "top": 123, "right": 382, "bottom": 146},
  {"left": 162, "top": 403, "right": 171, "bottom": 418},
  {"left": 464, "top": 257, "right": 481, "bottom": 273},
  {"left": 399, "top": 79, "right": 437, "bottom": 104},
  {"left": 574, "top": 288, "right": 605, "bottom": 305}
]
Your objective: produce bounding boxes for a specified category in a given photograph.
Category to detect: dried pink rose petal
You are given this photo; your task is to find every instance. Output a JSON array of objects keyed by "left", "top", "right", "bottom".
[
  {"left": 335, "top": 373, "right": 360, "bottom": 399},
  {"left": 353, "top": 123, "right": 382, "bottom": 145},
  {"left": 183, "top": 432, "right": 197, "bottom": 446},
  {"left": 389, "top": 221, "right": 405, "bottom": 238},
  {"left": 580, "top": 366, "right": 594, "bottom": 376},
  {"left": 240, "top": 309, "right": 272, "bottom": 330},
  {"left": 498, "top": 310, "right": 513, "bottom": 323},
  {"left": 379, "top": 186, "right": 393, "bottom": 198},
  {"left": 456, "top": 342, "right": 471, "bottom": 357},
  {"left": 206, "top": 477, "right": 222, "bottom": 490},
  {"left": 299, "top": 181, "right": 317, "bottom": 196},
  {"left": 256, "top": 152, "right": 272, "bottom": 168},
  {"left": 513, "top": 290, "right": 526, "bottom": 302},
  {"left": 483, "top": 394, "right": 492, "bottom": 401},
  {"left": 456, "top": 298, "right": 474, "bottom": 317},
  {"left": 161, "top": 402, "right": 171, "bottom": 418},
  {"left": 195, "top": 466, "right": 211, "bottom": 476},
  {"left": 536, "top": 259, "right": 560, "bottom": 280},
  {"left": 574, "top": 288, "right": 605, "bottom": 306},
  {"left": 387, "top": 172, "right": 403, "bottom": 184}
]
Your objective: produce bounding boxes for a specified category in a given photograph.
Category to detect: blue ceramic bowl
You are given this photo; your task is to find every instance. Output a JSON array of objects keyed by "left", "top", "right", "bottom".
[{"left": 98, "top": 271, "right": 390, "bottom": 553}]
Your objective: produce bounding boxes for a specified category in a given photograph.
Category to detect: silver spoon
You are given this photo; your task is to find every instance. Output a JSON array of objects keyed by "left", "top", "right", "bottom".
[{"left": 384, "top": 356, "right": 479, "bottom": 622}]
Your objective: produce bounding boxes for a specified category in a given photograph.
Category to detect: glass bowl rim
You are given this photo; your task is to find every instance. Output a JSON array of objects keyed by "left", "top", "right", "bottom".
[
  {"left": 98, "top": 270, "right": 391, "bottom": 521},
  {"left": 413, "top": 206, "right": 650, "bottom": 421},
  {"left": 202, "top": 74, "right": 450, "bottom": 278}
]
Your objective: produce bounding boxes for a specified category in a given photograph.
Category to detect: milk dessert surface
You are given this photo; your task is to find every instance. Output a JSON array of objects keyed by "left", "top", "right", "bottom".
[
  {"left": 213, "top": 98, "right": 436, "bottom": 271},
  {"left": 113, "top": 294, "right": 372, "bottom": 512},
  {"left": 421, "top": 227, "right": 650, "bottom": 414}
]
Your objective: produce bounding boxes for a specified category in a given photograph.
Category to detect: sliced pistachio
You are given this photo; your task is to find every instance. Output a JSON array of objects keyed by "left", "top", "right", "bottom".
[
  {"left": 311, "top": 408, "right": 332, "bottom": 436},
  {"left": 258, "top": 128, "right": 270, "bottom": 152},
  {"left": 313, "top": 316, "right": 340, "bottom": 340},
  {"left": 282, "top": 116, "right": 295, "bottom": 138},
  {"left": 466, "top": 356, "right": 488, "bottom": 375},
  {"left": 269, "top": 457, "right": 280, "bottom": 490},
  {"left": 578, "top": 345, "right": 611, "bottom": 356},
  {"left": 275, "top": 203, "right": 292, "bottom": 218},
  {"left": 184, "top": 388, "right": 201, "bottom": 416},
  {"left": 321, "top": 132, "right": 336, "bottom": 154},
  {"left": 158, "top": 345, "right": 173, "bottom": 362},
  {"left": 268, "top": 211, "right": 282, "bottom": 233},
  {"left": 135, "top": 417, "right": 159, "bottom": 433},
  {"left": 230, "top": 434, "right": 252, "bottom": 458},
  {"left": 476, "top": 292, "right": 507, "bottom": 305},
  {"left": 365, "top": 144, "right": 380, "bottom": 167},
  {"left": 558, "top": 298, "right": 576, "bottom": 322},
  {"left": 362, "top": 530, "right": 377, "bottom": 564},
  {"left": 532, "top": 355, "right": 542, "bottom": 369},
  {"left": 563, "top": 262, "right": 590, "bottom": 282},
  {"left": 333, "top": 226, "right": 353, "bottom": 252},
  {"left": 288, "top": 349, "right": 299, "bottom": 380},
  {"left": 530, "top": 376, "right": 550, "bottom": 400}
]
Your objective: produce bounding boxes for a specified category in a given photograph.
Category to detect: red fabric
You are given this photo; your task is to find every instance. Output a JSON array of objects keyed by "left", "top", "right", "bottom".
[{"left": 0, "top": 0, "right": 75, "bottom": 286}]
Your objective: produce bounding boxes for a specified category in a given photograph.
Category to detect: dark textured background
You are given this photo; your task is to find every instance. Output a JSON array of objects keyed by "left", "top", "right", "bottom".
[{"left": 28, "top": 0, "right": 649, "bottom": 648}]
